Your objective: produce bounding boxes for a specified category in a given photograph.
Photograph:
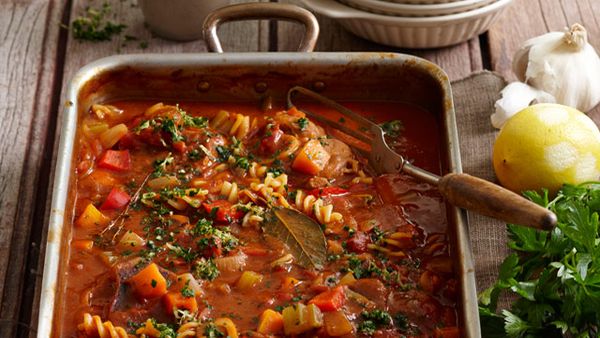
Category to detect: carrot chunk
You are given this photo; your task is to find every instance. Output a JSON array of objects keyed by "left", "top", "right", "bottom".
[
  {"left": 97, "top": 149, "right": 131, "bottom": 171},
  {"left": 72, "top": 239, "right": 94, "bottom": 251},
  {"left": 129, "top": 263, "right": 168, "bottom": 299},
  {"left": 287, "top": 106, "right": 305, "bottom": 118},
  {"left": 281, "top": 276, "right": 300, "bottom": 290},
  {"left": 76, "top": 203, "right": 110, "bottom": 228},
  {"left": 308, "top": 285, "right": 345, "bottom": 312},
  {"left": 257, "top": 309, "right": 284, "bottom": 335},
  {"left": 292, "top": 139, "right": 330, "bottom": 175},
  {"left": 162, "top": 292, "right": 198, "bottom": 315}
]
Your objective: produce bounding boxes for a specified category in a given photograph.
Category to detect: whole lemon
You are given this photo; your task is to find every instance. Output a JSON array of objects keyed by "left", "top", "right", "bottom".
[{"left": 493, "top": 103, "right": 600, "bottom": 194}]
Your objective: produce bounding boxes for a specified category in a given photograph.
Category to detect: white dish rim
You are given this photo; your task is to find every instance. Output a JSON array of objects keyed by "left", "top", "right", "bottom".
[
  {"left": 301, "top": 0, "right": 512, "bottom": 25},
  {"left": 338, "top": 0, "right": 497, "bottom": 17},
  {"left": 343, "top": 0, "right": 495, "bottom": 11}
]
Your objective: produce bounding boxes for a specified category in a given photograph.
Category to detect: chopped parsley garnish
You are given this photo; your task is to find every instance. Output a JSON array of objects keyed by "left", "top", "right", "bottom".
[
  {"left": 215, "top": 145, "right": 231, "bottom": 163},
  {"left": 191, "top": 218, "right": 239, "bottom": 253},
  {"left": 193, "top": 218, "right": 214, "bottom": 236},
  {"left": 188, "top": 149, "right": 201, "bottom": 161},
  {"left": 194, "top": 258, "right": 220, "bottom": 281},
  {"left": 167, "top": 243, "right": 197, "bottom": 263},
  {"left": 363, "top": 310, "right": 392, "bottom": 325},
  {"left": 358, "top": 310, "right": 392, "bottom": 335},
  {"left": 181, "top": 283, "right": 195, "bottom": 298},
  {"left": 236, "top": 156, "right": 250, "bottom": 170},
  {"left": 380, "top": 120, "right": 404, "bottom": 138},
  {"left": 267, "top": 166, "right": 285, "bottom": 177},
  {"left": 134, "top": 107, "right": 207, "bottom": 146},
  {"left": 358, "top": 320, "right": 377, "bottom": 335},
  {"left": 182, "top": 113, "right": 208, "bottom": 129},
  {"left": 152, "top": 153, "right": 174, "bottom": 177},
  {"left": 296, "top": 117, "right": 309, "bottom": 131},
  {"left": 370, "top": 226, "right": 385, "bottom": 244},
  {"left": 148, "top": 319, "right": 177, "bottom": 338},
  {"left": 346, "top": 255, "right": 388, "bottom": 279},
  {"left": 203, "top": 322, "right": 225, "bottom": 338},
  {"left": 394, "top": 313, "right": 409, "bottom": 331},
  {"left": 71, "top": 4, "right": 126, "bottom": 42}
]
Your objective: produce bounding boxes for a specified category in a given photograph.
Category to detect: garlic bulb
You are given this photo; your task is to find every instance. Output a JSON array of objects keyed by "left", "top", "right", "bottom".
[
  {"left": 513, "top": 23, "right": 600, "bottom": 112},
  {"left": 491, "top": 82, "right": 556, "bottom": 129}
]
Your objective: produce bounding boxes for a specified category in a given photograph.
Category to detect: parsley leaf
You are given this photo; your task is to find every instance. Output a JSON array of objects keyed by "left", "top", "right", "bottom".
[
  {"left": 380, "top": 120, "right": 404, "bottom": 138},
  {"left": 479, "top": 182, "right": 600, "bottom": 338},
  {"left": 215, "top": 146, "right": 231, "bottom": 163},
  {"left": 71, "top": 4, "right": 126, "bottom": 42},
  {"left": 358, "top": 310, "right": 392, "bottom": 335},
  {"left": 193, "top": 258, "right": 220, "bottom": 281},
  {"left": 296, "top": 117, "right": 309, "bottom": 131}
]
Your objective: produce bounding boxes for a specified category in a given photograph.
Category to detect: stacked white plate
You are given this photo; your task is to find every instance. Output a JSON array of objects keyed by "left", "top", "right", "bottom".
[{"left": 300, "top": 0, "right": 514, "bottom": 48}]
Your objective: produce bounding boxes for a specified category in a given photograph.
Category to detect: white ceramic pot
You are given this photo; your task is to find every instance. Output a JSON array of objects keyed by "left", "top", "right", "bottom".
[
  {"left": 339, "top": 0, "right": 496, "bottom": 17},
  {"left": 139, "top": 0, "right": 230, "bottom": 41}
]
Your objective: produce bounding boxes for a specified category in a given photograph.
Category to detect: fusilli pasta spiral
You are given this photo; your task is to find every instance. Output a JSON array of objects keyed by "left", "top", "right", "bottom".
[
  {"left": 249, "top": 173, "right": 290, "bottom": 207},
  {"left": 176, "top": 321, "right": 199, "bottom": 338},
  {"left": 351, "top": 169, "right": 373, "bottom": 185},
  {"left": 92, "top": 104, "right": 122, "bottom": 119},
  {"left": 210, "top": 110, "right": 255, "bottom": 140},
  {"left": 248, "top": 162, "right": 267, "bottom": 178},
  {"left": 78, "top": 313, "right": 129, "bottom": 338},
  {"left": 367, "top": 231, "right": 414, "bottom": 258},
  {"left": 220, "top": 181, "right": 239, "bottom": 203},
  {"left": 241, "top": 205, "right": 266, "bottom": 228},
  {"left": 292, "top": 190, "right": 343, "bottom": 224}
]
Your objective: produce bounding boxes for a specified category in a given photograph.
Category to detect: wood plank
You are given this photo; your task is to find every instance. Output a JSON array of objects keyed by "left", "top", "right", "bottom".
[
  {"left": 0, "top": 1, "right": 65, "bottom": 336},
  {"left": 488, "top": 0, "right": 600, "bottom": 81},
  {"left": 276, "top": 9, "right": 482, "bottom": 81},
  {"left": 60, "top": 0, "right": 269, "bottom": 94},
  {"left": 59, "top": 0, "right": 271, "bottom": 97}
]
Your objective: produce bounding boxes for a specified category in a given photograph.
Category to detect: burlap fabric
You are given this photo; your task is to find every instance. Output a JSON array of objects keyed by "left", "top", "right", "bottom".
[{"left": 450, "top": 71, "right": 509, "bottom": 294}]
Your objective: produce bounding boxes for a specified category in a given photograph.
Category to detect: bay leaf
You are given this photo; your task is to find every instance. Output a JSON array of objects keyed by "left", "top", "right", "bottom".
[{"left": 263, "top": 208, "right": 327, "bottom": 270}]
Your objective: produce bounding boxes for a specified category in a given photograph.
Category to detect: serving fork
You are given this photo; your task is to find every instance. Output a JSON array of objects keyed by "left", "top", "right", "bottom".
[{"left": 287, "top": 86, "right": 557, "bottom": 230}]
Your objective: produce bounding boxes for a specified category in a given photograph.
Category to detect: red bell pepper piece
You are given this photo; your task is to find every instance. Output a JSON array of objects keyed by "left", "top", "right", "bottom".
[
  {"left": 100, "top": 187, "right": 131, "bottom": 210},
  {"left": 308, "top": 187, "right": 349, "bottom": 198},
  {"left": 97, "top": 149, "right": 131, "bottom": 171},
  {"left": 260, "top": 124, "right": 283, "bottom": 155},
  {"left": 202, "top": 200, "right": 244, "bottom": 223},
  {"left": 172, "top": 141, "right": 187, "bottom": 153},
  {"left": 346, "top": 232, "right": 371, "bottom": 253},
  {"left": 308, "top": 286, "right": 345, "bottom": 312}
]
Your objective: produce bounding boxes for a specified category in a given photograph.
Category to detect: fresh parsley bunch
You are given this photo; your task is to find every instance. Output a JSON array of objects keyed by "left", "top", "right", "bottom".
[{"left": 479, "top": 183, "right": 600, "bottom": 338}]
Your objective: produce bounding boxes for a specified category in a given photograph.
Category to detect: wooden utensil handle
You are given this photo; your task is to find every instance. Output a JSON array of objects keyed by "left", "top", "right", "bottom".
[{"left": 438, "top": 173, "right": 557, "bottom": 229}]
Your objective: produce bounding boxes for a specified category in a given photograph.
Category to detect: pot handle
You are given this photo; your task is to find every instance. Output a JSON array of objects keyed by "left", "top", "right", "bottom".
[{"left": 203, "top": 2, "right": 319, "bottom": 53}]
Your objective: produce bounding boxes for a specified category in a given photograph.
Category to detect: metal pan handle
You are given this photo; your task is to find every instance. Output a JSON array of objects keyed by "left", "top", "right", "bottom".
[{"left": 203, "top": 2, "right": 319, "bottom": 53}]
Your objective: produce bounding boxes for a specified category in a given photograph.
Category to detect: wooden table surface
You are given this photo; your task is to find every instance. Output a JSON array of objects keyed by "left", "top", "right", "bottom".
[{"left": 1, "top": 0, "right": 598, "bottom": 336}]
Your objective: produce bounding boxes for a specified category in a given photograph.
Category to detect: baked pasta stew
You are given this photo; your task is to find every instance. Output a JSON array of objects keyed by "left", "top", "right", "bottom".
[{"left": 59, "top": 100, "right": 459, "bottom": 338}]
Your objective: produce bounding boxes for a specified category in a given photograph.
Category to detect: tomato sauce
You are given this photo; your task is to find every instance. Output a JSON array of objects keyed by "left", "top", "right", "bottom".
[{"left": 55, "top": 100, "right": 458, "bottom": 338}]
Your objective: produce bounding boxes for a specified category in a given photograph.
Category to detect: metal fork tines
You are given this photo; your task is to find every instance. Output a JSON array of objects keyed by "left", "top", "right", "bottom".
[{"left": 286, "top": 86, "right": 441, "bottom": 185}]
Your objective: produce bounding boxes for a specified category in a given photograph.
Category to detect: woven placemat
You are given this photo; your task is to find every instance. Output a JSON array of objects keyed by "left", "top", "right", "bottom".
[{"left": 450, "top": 71, "right": 509, "bottom": 293}]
